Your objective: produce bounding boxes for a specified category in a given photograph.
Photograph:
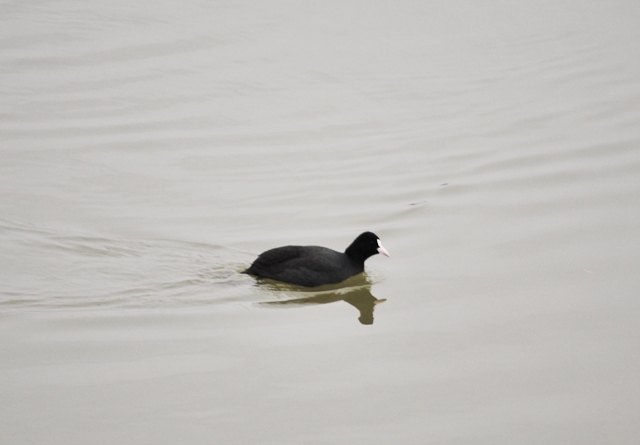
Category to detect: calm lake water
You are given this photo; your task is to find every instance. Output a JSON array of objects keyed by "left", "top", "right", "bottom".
[{"left": 1, "top": 1, "right": 639, "bottom": 444}]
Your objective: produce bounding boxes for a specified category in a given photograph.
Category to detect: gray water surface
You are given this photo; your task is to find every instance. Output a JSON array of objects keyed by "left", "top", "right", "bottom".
[{"left": 1, "top": 1, "right": 639, "bottom": 444}]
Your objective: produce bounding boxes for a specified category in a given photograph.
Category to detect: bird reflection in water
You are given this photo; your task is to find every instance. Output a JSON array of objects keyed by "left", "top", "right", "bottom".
[{"left": 258, "top": 276, "right": 386, "bottom": 325}]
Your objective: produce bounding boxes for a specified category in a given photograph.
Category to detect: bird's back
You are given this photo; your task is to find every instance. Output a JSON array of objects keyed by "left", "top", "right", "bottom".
[{"left": 243, "top": 245, "right": 363, "bottom": 287}]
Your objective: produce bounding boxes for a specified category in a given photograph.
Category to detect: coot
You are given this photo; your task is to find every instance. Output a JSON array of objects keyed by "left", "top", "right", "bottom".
[{"left": 243, "top": 231, "right": 390, "bottom": 287}]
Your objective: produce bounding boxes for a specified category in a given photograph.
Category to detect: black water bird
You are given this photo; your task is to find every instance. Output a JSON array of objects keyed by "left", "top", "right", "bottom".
[{"left": 243, "top": 231, "right": 390, "bottom": 287}]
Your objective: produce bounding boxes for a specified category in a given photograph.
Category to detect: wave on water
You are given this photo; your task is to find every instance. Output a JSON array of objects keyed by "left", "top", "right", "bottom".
[{"left": 0, "top": 219, "right": 253, "bottom": 310}]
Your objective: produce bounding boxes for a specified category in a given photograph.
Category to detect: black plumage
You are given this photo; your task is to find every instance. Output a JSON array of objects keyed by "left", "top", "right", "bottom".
[{"left": 243, "top": 232, "right": 389, "bottom": 287}]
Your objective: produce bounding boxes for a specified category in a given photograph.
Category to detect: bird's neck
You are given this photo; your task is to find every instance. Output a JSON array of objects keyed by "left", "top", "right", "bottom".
[{"left": 345, "top": 245, "right": 367, "bottom": 264}]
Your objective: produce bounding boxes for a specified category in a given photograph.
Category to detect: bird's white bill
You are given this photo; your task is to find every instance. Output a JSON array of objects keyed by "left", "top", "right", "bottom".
[{"left": 377, "top": 239, "right": 390, "bottom": 257}]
